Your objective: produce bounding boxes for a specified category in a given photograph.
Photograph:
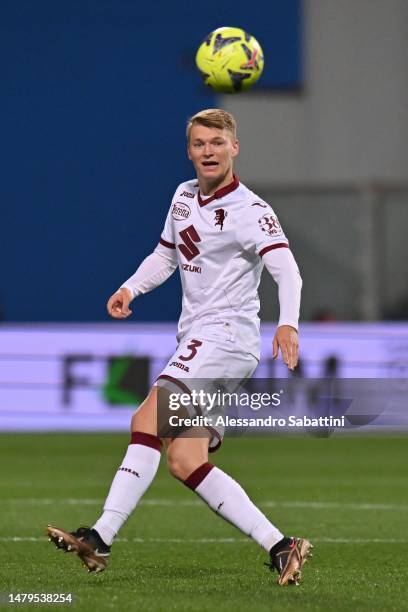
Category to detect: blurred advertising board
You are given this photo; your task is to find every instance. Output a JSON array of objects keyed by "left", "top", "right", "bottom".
[{"left": 0, "top": 323, "right": 407, "bottom": 431}]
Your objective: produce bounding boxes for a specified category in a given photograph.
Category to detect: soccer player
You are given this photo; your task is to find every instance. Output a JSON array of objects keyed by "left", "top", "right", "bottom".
[{"left": 47, "top": 109, "right": 312, "bottom": 585}]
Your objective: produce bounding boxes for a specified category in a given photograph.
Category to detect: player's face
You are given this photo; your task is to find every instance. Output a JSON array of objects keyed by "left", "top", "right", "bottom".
[{"left": 187, "top": 125, "right": 239, "bottom": 188}]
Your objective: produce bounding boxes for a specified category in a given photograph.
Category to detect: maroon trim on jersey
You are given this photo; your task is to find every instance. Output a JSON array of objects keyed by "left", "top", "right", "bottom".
[
  {"left": 156, "top": 374, "right": 191, "bottom": 395},
  {"left": 197, "top": 174, "right": 240, "bottom": 207},
  {"left": 259, "top": 243, "right": 289, "bottom": 258},
  {"left": 184, "top": 462, "right": 214, "bottom": 490},
  {"left": 130, "top": 431, "right": 162, "bottom": 451},
  {"left": 206, "top": 426, "right": 223, "bottom": 453},
  {"left": 159, "top": 237, "right": 176, "bottom": 249}
]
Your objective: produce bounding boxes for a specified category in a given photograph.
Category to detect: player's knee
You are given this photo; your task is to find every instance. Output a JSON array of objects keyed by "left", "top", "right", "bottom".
[
  {"left": 166, "top": 454, "right": 188, "bottom": 480},
  {"left": 129, "top": 389, "right": 157, "bottom": 435},
  {"left": 166, "top": 451, "right": 199, "bottom": 481},
  {"left": 130, "top": 412, "right": 157, "bottom": 436}
]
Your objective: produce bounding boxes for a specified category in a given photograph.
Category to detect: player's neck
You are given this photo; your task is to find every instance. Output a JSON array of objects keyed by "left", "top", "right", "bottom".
[{"left": 198, "top": 170, "right": 235, "bottom": 197}]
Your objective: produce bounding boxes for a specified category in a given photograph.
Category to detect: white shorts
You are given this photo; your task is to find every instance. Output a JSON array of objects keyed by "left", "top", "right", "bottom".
[{"left": 155, "top": 321, "right": 258, "bottom": 452}]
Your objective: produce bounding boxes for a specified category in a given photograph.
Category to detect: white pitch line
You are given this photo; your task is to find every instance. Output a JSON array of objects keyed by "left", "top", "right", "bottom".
[
  {"left": 1, "top": 537, "right": 407, "bottom": 544},
  {"left": 3, "top": 498, "right": 201, "bottom": 507},
  {"left": 262, "top": 501, "right": 408, "bottom": 511},
  {"left": 3, "top": 498, "right": 408, "bottom": 511},
  {"left": 313, "top": 538, "right": 408, "bottom": 543}
]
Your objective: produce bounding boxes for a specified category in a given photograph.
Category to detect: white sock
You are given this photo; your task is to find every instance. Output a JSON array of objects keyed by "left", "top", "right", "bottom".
[
  {"left": 93, "top": 435, "right": 161, "bottom": 545},
  {"left": 190, "top": 465, "right": 283, "bottom": 552}
]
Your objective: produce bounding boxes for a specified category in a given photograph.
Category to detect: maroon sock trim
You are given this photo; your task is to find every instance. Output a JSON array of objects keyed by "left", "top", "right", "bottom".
[
  {"left": 130, "top": 431, "right": 162, "bottom": 452},
  {"left": 184, "top": 462, "right": 214, "bottom": 490}
]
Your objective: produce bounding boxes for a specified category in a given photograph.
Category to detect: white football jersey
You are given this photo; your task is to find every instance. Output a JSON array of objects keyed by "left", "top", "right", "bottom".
[{"left": 155, "top": 175, "right": 289, "bottom": 357}]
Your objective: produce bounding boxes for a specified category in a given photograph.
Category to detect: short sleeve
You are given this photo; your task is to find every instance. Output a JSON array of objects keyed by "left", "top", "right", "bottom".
[{"left": 236, "top": 202, "right": 289, "bottom": 258}]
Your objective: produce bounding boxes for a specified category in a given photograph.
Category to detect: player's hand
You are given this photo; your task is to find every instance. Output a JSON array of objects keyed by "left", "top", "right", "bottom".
[
  {"left": 107, "top": 287, "right": 133, "bottom": 319},
  {"left": 272, "top": 325, "right": 299, "bottom": 371}
]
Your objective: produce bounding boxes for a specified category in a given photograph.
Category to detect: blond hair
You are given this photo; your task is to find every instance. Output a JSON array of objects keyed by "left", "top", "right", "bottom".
[{"left": 186, "top": 108, "right": 237, "bottom": 141}]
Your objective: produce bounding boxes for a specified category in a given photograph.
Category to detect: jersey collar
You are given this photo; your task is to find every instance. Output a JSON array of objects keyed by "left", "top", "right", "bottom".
[{"left": 197, "top": 174, "right": 239, "bottom": 207}]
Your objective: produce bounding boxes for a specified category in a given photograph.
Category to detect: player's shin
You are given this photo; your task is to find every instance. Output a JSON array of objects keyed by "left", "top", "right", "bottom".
[
  {"left": 92, "top": 432, "right": 162, "bottom": 545},
  {"left": 184, "top": 463, "right": 283, "bottom": 551}
]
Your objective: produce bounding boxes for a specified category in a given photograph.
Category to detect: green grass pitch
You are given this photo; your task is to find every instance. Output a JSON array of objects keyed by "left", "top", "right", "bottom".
[{"left": 1, "top": 434, "right": 407, "bottom": 611}]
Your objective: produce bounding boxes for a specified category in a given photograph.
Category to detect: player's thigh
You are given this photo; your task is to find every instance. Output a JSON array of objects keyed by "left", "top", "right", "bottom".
[
  {"left": 164, "top": 428, "right": 211, "bottom": 480},
  {"left": 130, "top": 384, "right": 177, "bottom": 436}
]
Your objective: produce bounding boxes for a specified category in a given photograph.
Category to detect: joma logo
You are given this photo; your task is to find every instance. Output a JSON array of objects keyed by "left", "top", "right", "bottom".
[{"left": 170, "top": 361, "right": 190, "bottom": 372}]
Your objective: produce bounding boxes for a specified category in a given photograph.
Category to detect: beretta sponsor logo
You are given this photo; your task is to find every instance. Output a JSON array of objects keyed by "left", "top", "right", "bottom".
[{"left": 172, "top": 201, "right": 191, "bottom": 220}]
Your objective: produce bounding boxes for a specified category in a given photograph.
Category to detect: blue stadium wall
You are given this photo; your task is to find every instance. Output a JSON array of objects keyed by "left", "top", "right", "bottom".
[{"left": 1, "top": 0, "right": 302, "bottom": 322}]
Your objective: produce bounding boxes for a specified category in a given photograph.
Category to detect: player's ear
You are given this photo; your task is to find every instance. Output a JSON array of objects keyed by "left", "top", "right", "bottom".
[
  {"left": 232, "top": 139, "right": 239, "bottom": 158},
  {"left": 187, "top": 143, "right": 192, "bottom": 160}
]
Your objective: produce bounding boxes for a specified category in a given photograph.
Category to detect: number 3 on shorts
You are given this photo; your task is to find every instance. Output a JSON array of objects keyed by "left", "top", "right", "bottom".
[{"left": 178, "top": 339, "right": 203, "bottom": 362}]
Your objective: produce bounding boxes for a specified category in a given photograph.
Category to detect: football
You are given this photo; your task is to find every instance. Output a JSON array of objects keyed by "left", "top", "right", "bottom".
[{"left": 195, "top": 27, "right": 264, "bottom": 94}]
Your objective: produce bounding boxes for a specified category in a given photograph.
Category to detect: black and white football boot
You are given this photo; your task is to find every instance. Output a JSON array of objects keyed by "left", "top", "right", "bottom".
[{"left": 266, "top": 537, "right": 313, "bottom": 585}]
